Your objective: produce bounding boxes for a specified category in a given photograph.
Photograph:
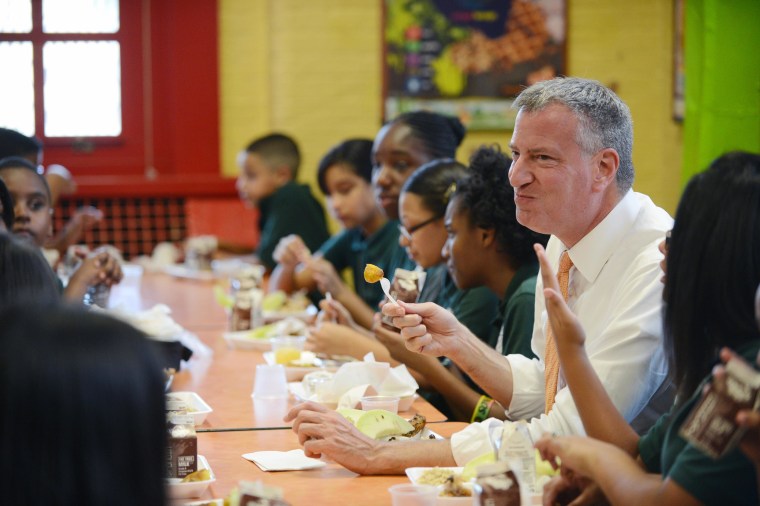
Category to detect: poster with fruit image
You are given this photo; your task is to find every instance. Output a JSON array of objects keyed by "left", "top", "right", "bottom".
[{"left": 384, "top": 0, "right": 566, "bottom": 130}]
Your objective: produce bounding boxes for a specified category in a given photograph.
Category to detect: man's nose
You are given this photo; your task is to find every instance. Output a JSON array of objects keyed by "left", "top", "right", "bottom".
[{"left": 508, "top": 158, "right": 529, "bottom": 188}]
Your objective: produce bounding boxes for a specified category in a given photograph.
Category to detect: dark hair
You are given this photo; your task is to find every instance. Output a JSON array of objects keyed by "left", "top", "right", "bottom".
[
  {"left": 0, "top": 305, "right": 166, "bottom": 506},
  {"left": 664, "top": 151, "right": 760, "bottom": 404},
  {"left": 0, "top": 178, "right": 13, "bottom": 229},
  {"left": 453, "top": 146, "right": 548, "bottom": 268},
  {"left": 317, "top": 139, "right": 374, "bottom": 195},
  {"left": 0, "top": 232, "right": 60, "bottom": 309},
  {"left": 245, "top": 133, "right": 301, "bottom": 178},
  {"left": 0, "top": 127, "right": 42, "bottom": 160},
  {"left": 392, "top": 111, "right": 466, "bottom": 159},
  {"left": 0, "top": 155, "right": 51, "bottom": 201},
  {"left": 402, "top": 159, "right": 469, "bottom": 217}
]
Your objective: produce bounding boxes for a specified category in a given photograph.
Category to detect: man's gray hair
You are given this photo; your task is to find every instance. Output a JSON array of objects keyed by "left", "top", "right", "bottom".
[{"left": 513, "top": 77, "right": 634, "bottom": 193}]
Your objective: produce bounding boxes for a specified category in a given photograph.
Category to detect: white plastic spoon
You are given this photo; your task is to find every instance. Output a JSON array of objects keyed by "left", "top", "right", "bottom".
[{"left": 380, "top": 277, "right": 398, "bottom": 305}]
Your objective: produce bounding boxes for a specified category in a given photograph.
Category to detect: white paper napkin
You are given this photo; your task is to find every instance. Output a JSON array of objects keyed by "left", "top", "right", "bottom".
[{"left": 242, "top": 449, "right": 327, "bottom": 471}]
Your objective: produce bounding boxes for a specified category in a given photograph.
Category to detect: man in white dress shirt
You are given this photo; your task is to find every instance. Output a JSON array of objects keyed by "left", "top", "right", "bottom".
[{"left": 285, "top": 77, "right": 673, "bottom": 474}]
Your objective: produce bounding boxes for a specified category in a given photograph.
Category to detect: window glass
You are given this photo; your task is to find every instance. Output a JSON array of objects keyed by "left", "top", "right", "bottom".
[
  {"left": 42, "top": 0, "right": 119, "bottom": 34},
  {"left": 43, "top": 41, "right": 121, "bottom": 136},
  {"left": 0, "top": 42, "right": 35, "bottom": 136},
  {"left": 0, "top": 0, "right": 32, "bottom": 33}
]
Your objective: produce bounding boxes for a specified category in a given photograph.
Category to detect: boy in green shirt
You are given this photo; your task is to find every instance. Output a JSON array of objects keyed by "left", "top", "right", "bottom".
[{"left": 236, "top": 133, "right": 329, "bottom": 271}]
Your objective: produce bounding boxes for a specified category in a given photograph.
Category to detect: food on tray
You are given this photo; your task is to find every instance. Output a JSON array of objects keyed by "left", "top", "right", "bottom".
[
  {"left": 274, "top": 347, "right": 302, "bottom": 365},
  {"left": 166, "top": 393, "right": 198, "bottom": 413},
  {"left": 417, "top": 467, "right": 459, "bottom": 486},
  {"left": 181, "top": 468, "right": 211, "bottom": 483},
  {"left": 442, "top": 474, "right": 472, "bottom": 497},
  {"left": 246, "top": 318, "right": 307, "bottom": 340},
  {"left": 336, "top": 407, "right": 365, "bottom": 425},
  {"left": 356, "top": 409, "right": 414, "bottom": 439},
  {"left": 337, "top": 408, "right": 427, "bottom": 440},
  {"left": 262, "top": 290, "right": 310, "bottom": 313},
  {"left": 403, "top": 413, "right": 426, "bottom": 438},
  {"left": 461, "top": 452, "right": 495, "bottom": 482},
  {"left": 363, "top": 263, "right": 384, "bottom": 283}
]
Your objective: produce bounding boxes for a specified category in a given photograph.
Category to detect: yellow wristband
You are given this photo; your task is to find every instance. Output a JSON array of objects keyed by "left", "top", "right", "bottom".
[{"left": 471, "top": 395, "right": 494, "bottom": 423}]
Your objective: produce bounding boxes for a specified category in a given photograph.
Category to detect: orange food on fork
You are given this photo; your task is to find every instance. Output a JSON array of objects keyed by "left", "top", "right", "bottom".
[{"left": 364, "top": 264, "right": 384, "bottom": 283}]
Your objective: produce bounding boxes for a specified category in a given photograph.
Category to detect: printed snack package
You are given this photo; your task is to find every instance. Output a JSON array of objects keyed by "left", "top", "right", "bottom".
[
  {"left": 680, "top": 355, "right": 760, "bottom": 458},
  {"left": 166, "top": 400, "right": 198, "bottom": 478}
]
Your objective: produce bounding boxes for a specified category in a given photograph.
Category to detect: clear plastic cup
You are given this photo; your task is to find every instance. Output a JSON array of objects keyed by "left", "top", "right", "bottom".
[
  {"left": 388, "top": 484, "right": 437, "bottom": 506},
  {"left": 361, "top": 395, "right": 400, "bottom": 413},
  {"left": 270, "top": 335, "right": 306, "bottom": 365},
  {"left": 252, "top": 364, "right": 288, "bottom": 399}
]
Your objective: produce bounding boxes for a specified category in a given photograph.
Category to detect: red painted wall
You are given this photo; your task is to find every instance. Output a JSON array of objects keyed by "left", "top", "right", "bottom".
[{"left": 45, "top": 0, "right": 225, "bottom": 197}]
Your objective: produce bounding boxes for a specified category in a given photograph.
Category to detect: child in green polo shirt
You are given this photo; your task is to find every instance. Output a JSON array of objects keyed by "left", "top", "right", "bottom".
[
  {"left": 269, "top": 139, "right": 398, "bottom": 329},
  {"left": 236, "top": 133, "right": 329, "bottom": 271}
]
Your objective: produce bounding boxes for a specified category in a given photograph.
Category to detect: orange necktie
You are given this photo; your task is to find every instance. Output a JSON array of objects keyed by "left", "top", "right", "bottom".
[{"left": 544, "top": 251, "right": 574, "bottom": 414}]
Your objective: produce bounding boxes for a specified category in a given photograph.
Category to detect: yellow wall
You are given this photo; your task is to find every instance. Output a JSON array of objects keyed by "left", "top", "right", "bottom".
[{"left": 220, "top": 0, "right": 683, "bottom": 218}]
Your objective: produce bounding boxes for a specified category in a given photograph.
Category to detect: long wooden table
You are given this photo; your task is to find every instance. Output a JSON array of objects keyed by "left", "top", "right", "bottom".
[{"left": 136, "top": 271, "right": 454, "bottom": 504}]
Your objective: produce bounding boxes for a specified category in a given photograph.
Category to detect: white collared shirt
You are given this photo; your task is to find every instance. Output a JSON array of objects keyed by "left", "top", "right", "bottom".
[{"left": 451, "top": 191, "right": 673, "bottom": 465}]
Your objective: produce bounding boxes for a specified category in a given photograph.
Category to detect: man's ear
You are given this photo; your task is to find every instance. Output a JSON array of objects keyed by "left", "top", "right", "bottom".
[{"left": 592, "top": 148, "right": 619, "bottom": 192}]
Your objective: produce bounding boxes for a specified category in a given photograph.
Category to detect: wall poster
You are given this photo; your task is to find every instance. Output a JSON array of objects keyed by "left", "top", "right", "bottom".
[{"left": 384, "top": 0, "right": 567, "bottom": 130}]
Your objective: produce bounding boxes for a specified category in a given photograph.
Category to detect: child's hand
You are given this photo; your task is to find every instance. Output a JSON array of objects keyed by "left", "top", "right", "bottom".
[
  {"left": 535, "top": 243, "right": 587, "bottom": 354},
  {"left": 273, "top": 235, "right": 310, "bottom": 268},
  {"left": 309, "top": 257, "right": 344, "bottom": 297},
  {"left": 63, "top": 249, "right": 122, "bottom": 302},
  {"left": 317, "top": 296, "right": 355, "bottom": 327},
  {"left": 92, "top": 248, "right": 123, "bottom": 286}
]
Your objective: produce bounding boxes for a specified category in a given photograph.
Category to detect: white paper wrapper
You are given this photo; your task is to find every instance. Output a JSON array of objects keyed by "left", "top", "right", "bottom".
[
  {"left": 103, "top": 304, "right": 212, "bottom": 364},
  {"left": 314, "top": 353, "right": 418, "bottom": 405}
]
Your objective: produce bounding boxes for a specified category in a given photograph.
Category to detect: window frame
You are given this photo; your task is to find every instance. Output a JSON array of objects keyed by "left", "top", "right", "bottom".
[{"left": 0, "top": 0, "right": 140, "bottom": 149}]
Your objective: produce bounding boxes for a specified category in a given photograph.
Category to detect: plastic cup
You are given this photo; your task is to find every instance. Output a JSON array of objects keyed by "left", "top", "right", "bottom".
[
  {"left": 388, "top": 484, "right": 437, "bottom": 506},
  {"left": 120, "top": 263, "right": 144, "bottom": 290},
  {"left": 252, "top": 364, "right": 288, "bottom": 399},
  {"left": 361, "top": 395, "right": 400, "bottom": 414},
  {"left": 302, "top": 371, "right": 334, "bottom": 399},
  {"left": 270, "top": 335, "right": 306, "bottom": 365}
]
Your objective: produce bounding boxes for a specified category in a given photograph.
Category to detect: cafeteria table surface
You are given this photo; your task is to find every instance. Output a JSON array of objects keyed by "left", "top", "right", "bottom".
[{"left": 142, "top": 271, "right": 458, "bottom": 504}]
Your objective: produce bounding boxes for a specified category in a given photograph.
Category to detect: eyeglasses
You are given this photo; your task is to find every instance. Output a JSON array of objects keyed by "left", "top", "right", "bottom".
[{"left": 398, "top": 215, "right": 442, "bottom": 241}]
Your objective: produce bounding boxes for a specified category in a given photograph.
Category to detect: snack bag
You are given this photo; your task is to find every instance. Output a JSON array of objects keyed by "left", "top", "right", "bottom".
[
  {"left": 498, "top": 422, "right": 538, "bottom": 495},
  {"left": 680, "top": 355, "right": 760, "bottom": 458},
  {"left": 380, "top": 268, "right": 426, "bottom": 331}
]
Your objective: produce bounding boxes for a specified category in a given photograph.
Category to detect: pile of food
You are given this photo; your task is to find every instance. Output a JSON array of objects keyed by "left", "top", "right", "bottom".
[
  {"left": 337, "top": 408, "right": 428, "bottom": 440},
  {"left": 246, "top": 318, "right": 306, "bottom": 341},
  {"left": 262, "top": 290, "right": 311, "bottom": 314}
]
